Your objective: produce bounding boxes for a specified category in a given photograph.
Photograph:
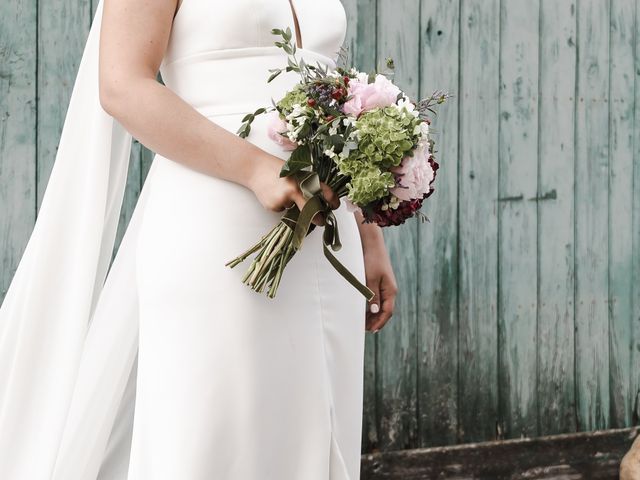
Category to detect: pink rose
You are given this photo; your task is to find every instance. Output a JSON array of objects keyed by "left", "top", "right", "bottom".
[
  {"left": 266, "top": 111, "right": 297, "bottom": 151},
  {"left": 342, "top": 74, "right": 402, "bottom": 117},
  {"left": 390, "top": 143, "right": 435, "bottom": 201}
]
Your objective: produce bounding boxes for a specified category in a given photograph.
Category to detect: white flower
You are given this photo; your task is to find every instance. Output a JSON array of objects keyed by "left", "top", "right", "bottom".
[{"left": 324, "top": 146, "right": 337, "bottom": 158}]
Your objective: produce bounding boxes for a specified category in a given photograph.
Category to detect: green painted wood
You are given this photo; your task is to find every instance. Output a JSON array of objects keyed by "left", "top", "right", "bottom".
[
  {"left": 36, "top": 0, "right": 91, "bottom": 211},
  {"left": 574, "top": 0, "right": 611, "bottom": 432},
  {"left": 457, "top": 0, "right": 500, "bottom": 443},
  {"left": 536, "top": 0, "right": 578, "bottom": 436},
  {"left": 416, "top": 0, "right": 459, "bottom": 447},
  {"left": 0, "top": 0, "right": 37, "bottom": 305},
  {"left": 340, "top": 0, "right": 380, "bottom": 454},
  {"left": 631, "top": 0, "right": 640, "bottom": 426},
  {"left": 608, "top": 0, "right": 636, "bottom": 428},
  {"left": 497, "top": 0, "right": 540, "bottom": 439},
  {"left": 375, "top": 0, "right": 421, "bottom": 451}
]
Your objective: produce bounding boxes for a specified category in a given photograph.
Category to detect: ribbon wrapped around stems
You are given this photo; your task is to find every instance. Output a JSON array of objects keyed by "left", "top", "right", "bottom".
[{"left": 225, "top": 170, "right": 375, "bottom": 301}]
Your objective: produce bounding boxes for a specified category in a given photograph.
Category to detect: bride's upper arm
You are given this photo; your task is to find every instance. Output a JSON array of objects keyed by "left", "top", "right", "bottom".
[{"left": 98, "top": 0, "right": 179, "bottom": 113}]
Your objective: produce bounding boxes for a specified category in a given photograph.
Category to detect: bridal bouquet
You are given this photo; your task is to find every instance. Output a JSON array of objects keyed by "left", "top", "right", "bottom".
[{"left": 226, "top": 27, "right": 449, "bottom": 300}]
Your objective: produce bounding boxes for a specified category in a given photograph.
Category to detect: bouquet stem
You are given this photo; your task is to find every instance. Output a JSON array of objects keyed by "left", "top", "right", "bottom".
[{"left": 225, "top": 211, "right": 300, "bottom": 299}]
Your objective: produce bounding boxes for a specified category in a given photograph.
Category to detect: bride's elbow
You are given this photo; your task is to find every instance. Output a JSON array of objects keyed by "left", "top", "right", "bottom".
[
  {"left": 99, "top": 74, "right": 131, "bottom": 119},
  {"left": 99, "top": 80, "right": 121, "bottom": 117}
]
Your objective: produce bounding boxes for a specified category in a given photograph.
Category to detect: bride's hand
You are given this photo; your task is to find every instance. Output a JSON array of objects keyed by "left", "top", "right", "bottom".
[
  {"left": 353, "top": 211, "right": 397, "bottom": 332},
  {"left": 248, "top": 153, "right": 340, "bottom": 226}
]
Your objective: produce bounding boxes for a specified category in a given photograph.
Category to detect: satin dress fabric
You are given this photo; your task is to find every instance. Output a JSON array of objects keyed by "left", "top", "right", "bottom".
[
  {"left": 0, "top": 0, "right": 366, "bottom": 479},
  {"left": 124, "top": 1, "right": 367, "bottom": 478}
]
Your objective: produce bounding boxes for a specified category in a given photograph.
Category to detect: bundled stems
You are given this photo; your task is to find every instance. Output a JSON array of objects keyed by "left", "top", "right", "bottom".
[{"left": 226, "top": 216, "right": 298, "bottom": 298}]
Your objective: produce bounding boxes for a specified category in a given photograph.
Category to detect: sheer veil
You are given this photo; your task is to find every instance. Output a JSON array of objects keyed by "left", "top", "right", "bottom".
[{"left": 0, "top": 0, "right": 143, "bottom": 477}]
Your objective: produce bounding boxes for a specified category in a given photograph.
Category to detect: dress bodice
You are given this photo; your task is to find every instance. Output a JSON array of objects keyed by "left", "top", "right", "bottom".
[{"left": 159, "top": 0, "right": 348, "bottom": 118}]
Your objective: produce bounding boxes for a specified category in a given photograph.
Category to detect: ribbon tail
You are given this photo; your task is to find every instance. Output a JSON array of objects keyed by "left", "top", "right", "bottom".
[
  {"left": 322, "top": 242, "right": 375, "bottom": 301},
  {"left": 292, "top": 196, "right": 324, "bottom": 250}
]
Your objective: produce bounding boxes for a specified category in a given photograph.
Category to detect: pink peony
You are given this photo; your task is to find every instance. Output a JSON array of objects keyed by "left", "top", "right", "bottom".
[
  {"left": 342, "top": 74, "right": 402, "bottom": 117},
  {"left": 389, "top": 143, "right": 435, "bottom": 201},
  {"left": 266, "top": 111, "right": 297, "bottom": 150}
]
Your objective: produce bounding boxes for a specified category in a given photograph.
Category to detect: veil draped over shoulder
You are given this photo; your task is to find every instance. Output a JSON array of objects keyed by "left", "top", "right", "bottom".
[{"left": 0, "top": 1, "right": 142, "bottom": 477}]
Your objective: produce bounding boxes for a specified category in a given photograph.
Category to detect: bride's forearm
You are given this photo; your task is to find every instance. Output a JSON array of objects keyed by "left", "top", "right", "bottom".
[
  {"left": 99, "top": 76, "right": 274, "bottom": 191},
  {"left": 353, "top": 209, "right": 385, "bottom": 252}
]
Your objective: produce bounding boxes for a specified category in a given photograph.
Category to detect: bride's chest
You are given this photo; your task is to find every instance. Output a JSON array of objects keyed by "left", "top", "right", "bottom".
[{"left": 164, "top": 0, "right": 347, "bottom": 64}]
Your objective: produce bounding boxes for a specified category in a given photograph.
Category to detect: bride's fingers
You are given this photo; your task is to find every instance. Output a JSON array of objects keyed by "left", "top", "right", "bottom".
[
  {"left": 320, "top": 182, "right": 340, "bottom": 210},
  {"left": 365, "top": 287, "right": 381, "bottom": 332},
  {"left": 370, "top": 285, "right": 395, "bottom": 332}
]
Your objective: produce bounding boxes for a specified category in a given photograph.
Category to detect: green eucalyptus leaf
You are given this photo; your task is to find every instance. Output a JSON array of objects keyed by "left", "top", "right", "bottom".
[
  {"left": 268, "top": 70, "right": 283, "bottom": 82},
  {"left": 280, "top": 144, "right": 312, "bottom": 177}
]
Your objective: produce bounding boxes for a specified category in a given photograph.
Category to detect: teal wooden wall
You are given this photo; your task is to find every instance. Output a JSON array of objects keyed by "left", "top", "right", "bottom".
[{"left": 1, "top": 0, "right": 639, "bottom": 454}]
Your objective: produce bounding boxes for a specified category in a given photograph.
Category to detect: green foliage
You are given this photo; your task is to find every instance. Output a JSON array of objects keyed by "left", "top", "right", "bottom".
[
  {"left": 276, "top": 85, "right": 308, "bottom": 114},
  {"left": 340, "top": 106, "right": 421, "bottom": 174},
  {"left": 280, "top": 144, "right": 312, "bottom": 177},
  {"left": 345, "top": 167, "right": 396, "bottom": 205}
]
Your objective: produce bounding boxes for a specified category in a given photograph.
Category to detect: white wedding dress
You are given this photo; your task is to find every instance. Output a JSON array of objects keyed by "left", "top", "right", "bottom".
[{"left": 0, "top": 1, "right": 367, "bottom": 479}]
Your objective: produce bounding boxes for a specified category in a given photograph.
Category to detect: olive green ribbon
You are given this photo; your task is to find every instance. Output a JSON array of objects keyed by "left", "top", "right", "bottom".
[{"left": 281, "top": 171, "right": 375, "bottom": 302}]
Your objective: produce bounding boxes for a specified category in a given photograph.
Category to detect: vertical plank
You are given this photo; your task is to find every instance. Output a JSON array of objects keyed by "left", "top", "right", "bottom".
[
  {"left": 537, "top": 0, "right": 578, "bottom": 436},
  {"left": 631, "top": 0, "right": 640, "bottom": 426},
  {"left": 417, "top": 0, "right": 459, "bottom": 447},
  {"left": 497, "top": 0, "right": 540, "bottom": 439},
  {"left": 376, "top": 0, "right": 420, "bottom": 451},
  {"left": 608, "top": 0, "right": 636, "bottom": 429},
  {"left": 36, "top": 0, "right": 91, "bottom": 209},
  {"left": 458, "top": 0, "right": 501, "bottom": 443},
  {"left": 340, "top": 0, "right": 380, "bottom": 453},
  {"left": 0, "top": 0, "right": 37, "bottom": 305},
  {"left": 574, "top": 0, "right": 610, "bottom": 432}
]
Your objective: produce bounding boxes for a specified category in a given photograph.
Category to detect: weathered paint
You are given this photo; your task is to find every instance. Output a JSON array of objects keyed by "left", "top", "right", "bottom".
[
  {"left": 537, "top": 0, "right": 578, "bottom": 436},
  {"left": 457, "top": 0, "right": 501, "bottom": 443},
  {"left": 0, "top": 0, "right": 639, "bottom": 454},
  {"left": 575, "top": 0, "right": 611, "bottom": 431},
  {"left": 609, "top": 0, "right": 636, "bottom": 429},
  {"left": 417, "top": 0, "right": 460, "bottom": 448},
  {"left": 497, "top": 0, "right": 540, "bottom": 439},
  {"left": 0, "top": 0, "right": 37, "bottom": 301}
]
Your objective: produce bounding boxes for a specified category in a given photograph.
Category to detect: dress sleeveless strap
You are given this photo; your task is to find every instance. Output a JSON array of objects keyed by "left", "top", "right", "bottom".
[{"left": 287, "top": 0, "right": 303, "bottom": 48}]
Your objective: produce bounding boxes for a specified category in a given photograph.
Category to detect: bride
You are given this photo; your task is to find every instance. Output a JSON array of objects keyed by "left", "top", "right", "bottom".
[{"left": 0, "top": 0, "right": 398, "bottom": 478}]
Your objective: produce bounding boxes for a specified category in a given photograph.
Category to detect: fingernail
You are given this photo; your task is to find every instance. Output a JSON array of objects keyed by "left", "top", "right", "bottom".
[{"left": 370, "top": 303, "right": 380, "bottom": 314}]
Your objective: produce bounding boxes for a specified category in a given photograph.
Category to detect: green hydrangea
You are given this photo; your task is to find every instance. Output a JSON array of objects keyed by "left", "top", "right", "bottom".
[
  {"left": 348, "top": 105, "right": 422, "bottom": 170},
  {"left": 346, "top": 167, "right": 396, "bottom": 205},
  {"left": 277, "top": 85, "right": 308, "bottom": 115}
]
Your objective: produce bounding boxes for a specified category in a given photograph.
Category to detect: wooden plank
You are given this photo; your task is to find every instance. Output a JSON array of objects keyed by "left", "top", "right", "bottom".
[
  {"left": 497, "top": 0, "right": 540, "bottom": 439},
  {"left": 416, "top": 0, "right": 459, "bottom": 448},
  {"left": 537, "top": 0, "right": 578, "bottom": 436},
  {"left": 0, "top": 0, "right": 37, "bottom": 305},
  {"left": 361, "top": 427, "right": 639, "bottom": 480},
  {"left": 608, "top": 0, "right": 636, "bottom": 429},
  {"left": 457, "top": 0, "right": 500, "bottom": 443},
  {"left": 375, "top": 0, "right": 421, "bottom": 451},
  {"left": 632, "top": 0, "right": 640, "bottom": 426},
  {"left": 36, "top": 0, "right": 91, "bottom": 210},
  {"left": 340, "top": 0, "right": 380, "bottom": 453},
  {"left": 574, "top": 0, "right": 611, "bottom": 432}
]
